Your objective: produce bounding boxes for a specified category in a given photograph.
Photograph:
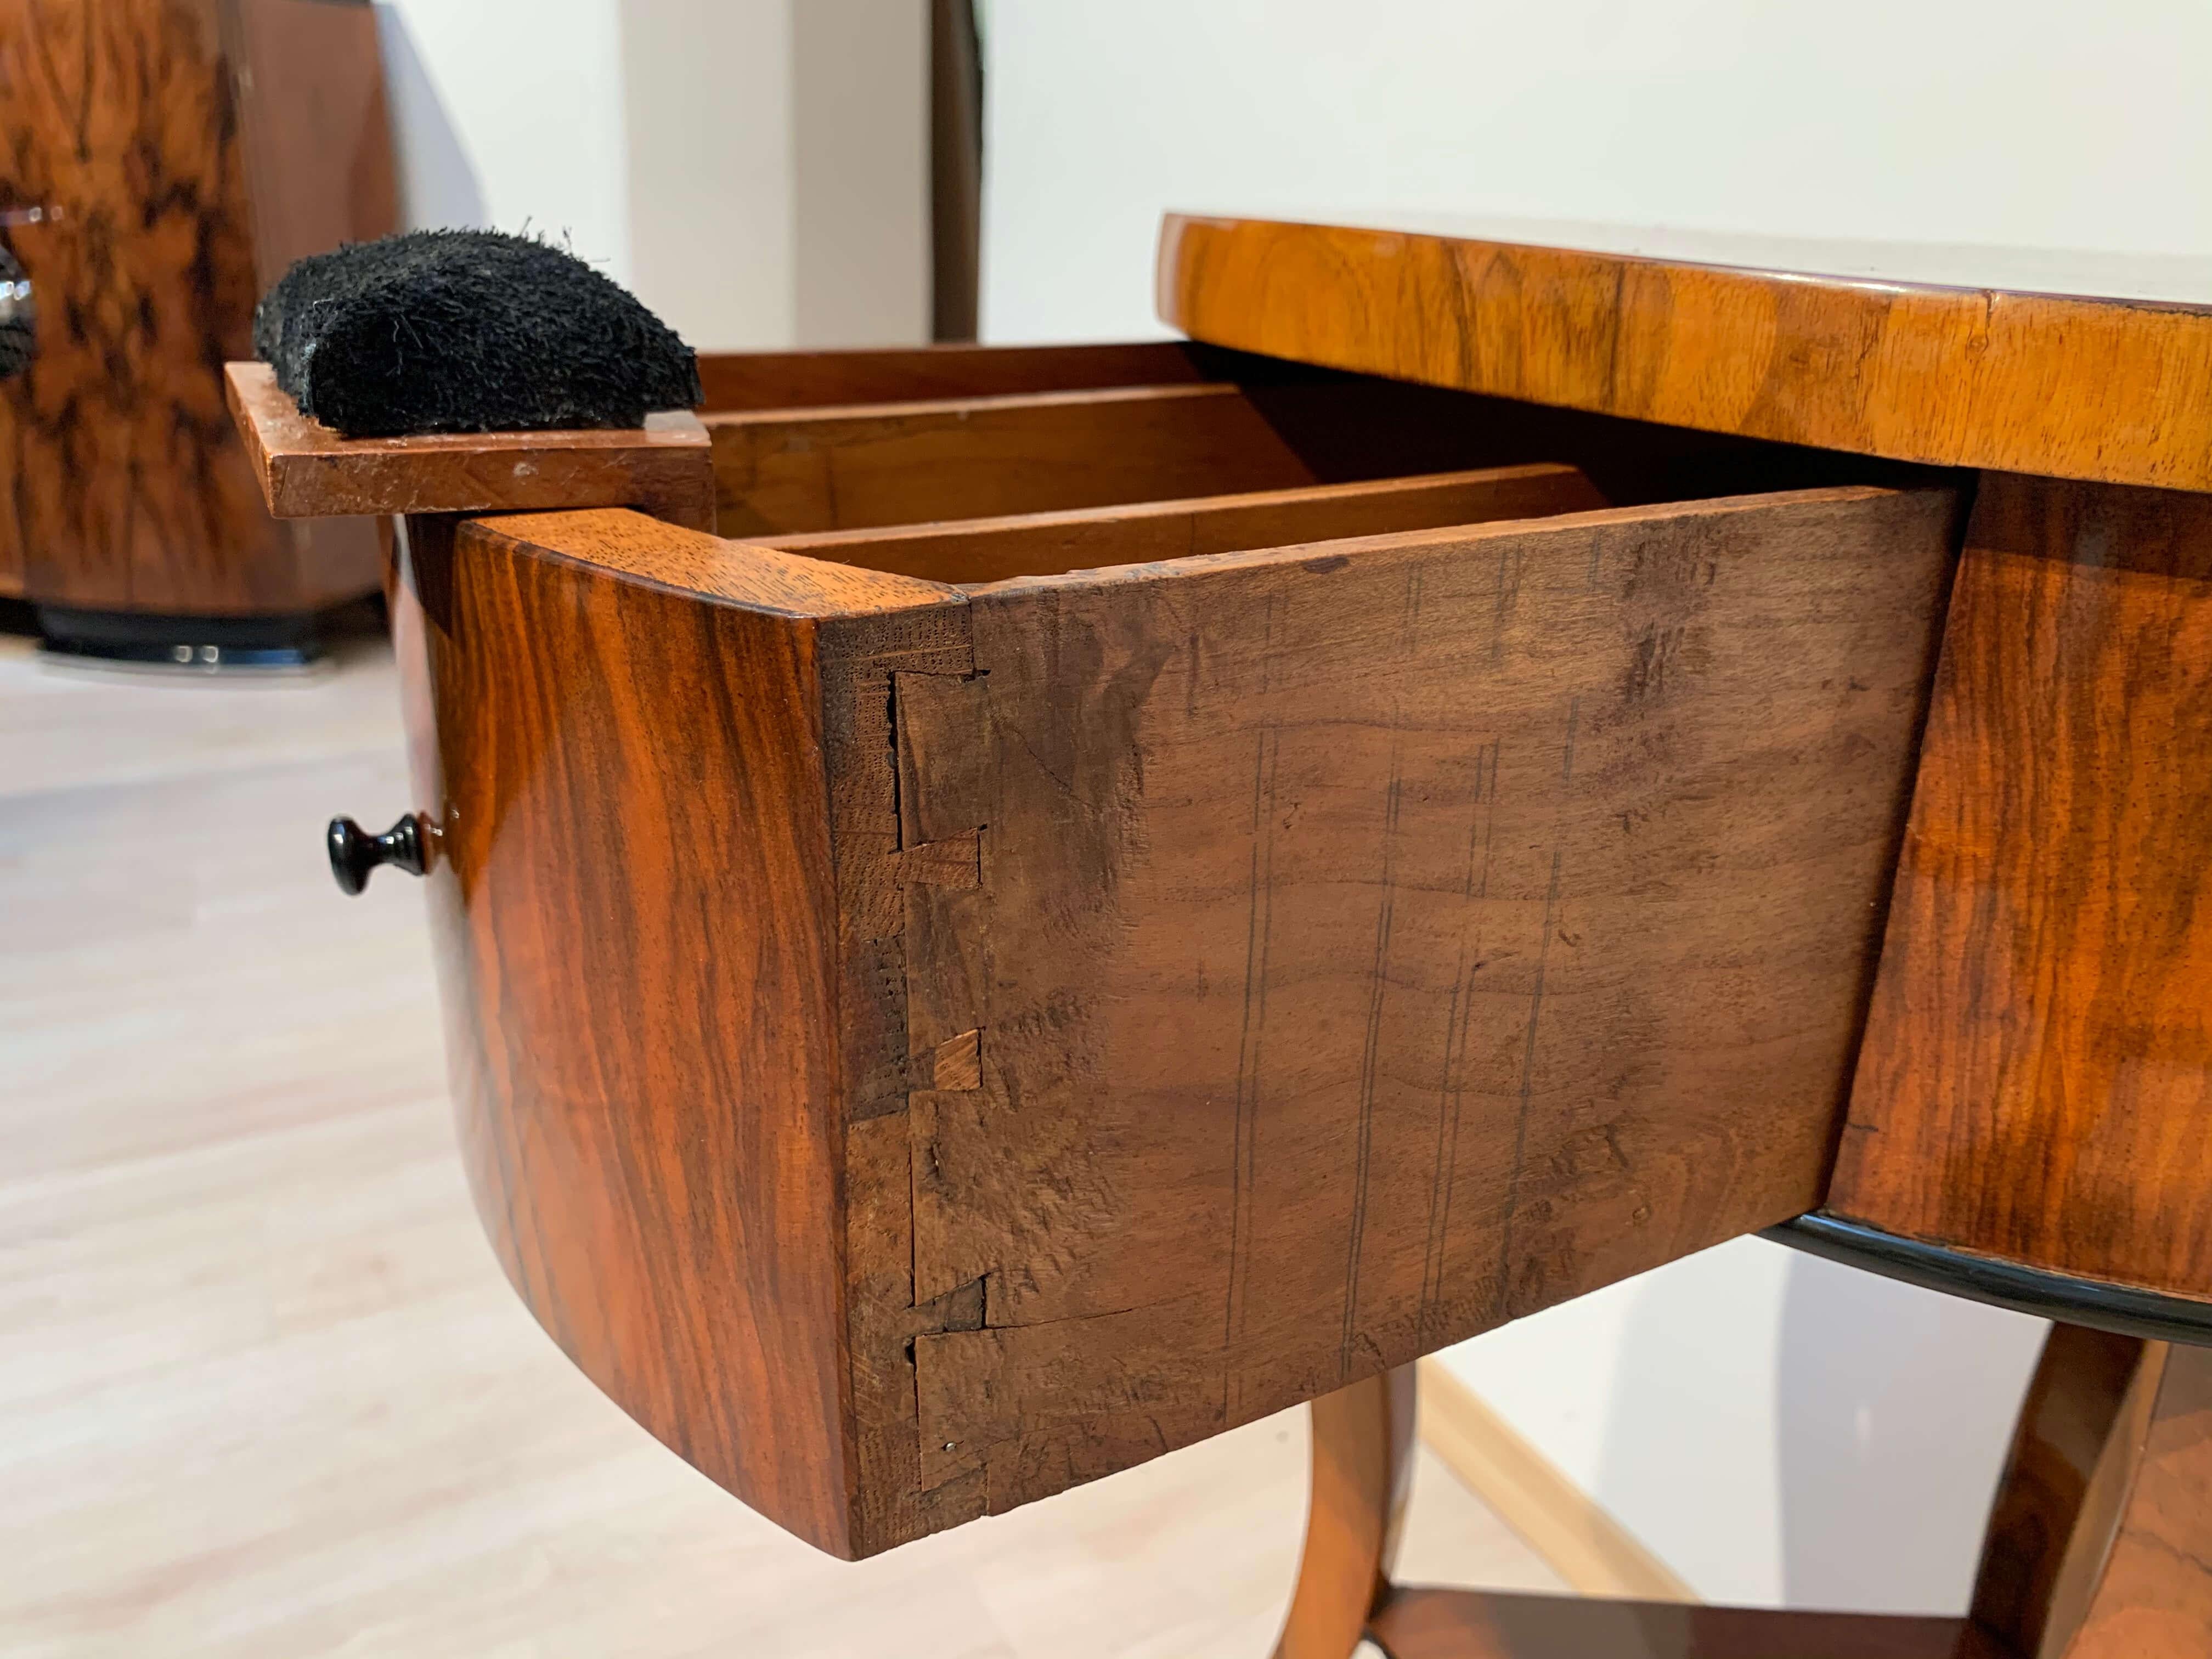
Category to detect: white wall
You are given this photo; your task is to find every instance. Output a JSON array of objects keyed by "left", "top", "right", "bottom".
[
  {"left": 980, "top": 0, "right": 2212, "bottom": 341},
  {"left": 619, "top": 1, "right": 796, "bottom": 351},
  {"left": 374, "top": 0, "right": 630, "bottom": 280},
  {"left": 1437, "top": 1240, "right": 2047, "bottom": 1611},
  {"left": 371, "top": 0, "right": 928, "bottom": 352},
  {"left": 793, "top": 0, "right": 932, "bottom": 348},
  {"left": 975, "top": 0, "right": 2164, "bottom": 1613}
]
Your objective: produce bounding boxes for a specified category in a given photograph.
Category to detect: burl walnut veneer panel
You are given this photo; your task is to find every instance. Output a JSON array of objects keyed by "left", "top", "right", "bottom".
[
  {"left": 1837, "top": 474, "right": 2212, "bottom": 1300},
  {"left": 393, "top": 483, "right": 1956, "bottom": 1555},
  {"left": 1159, "top": 214, "right": 2212, "bottom": 494},
  {"left": 0, "top": 0, "right": 387, "bottom": 613}
]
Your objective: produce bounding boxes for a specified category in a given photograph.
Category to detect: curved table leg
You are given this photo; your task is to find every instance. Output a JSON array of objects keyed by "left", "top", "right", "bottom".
[
  {"left": 2021, "top": 1339, "right": 2212, "bottom": 1658},
  {"left": 1970, "top": 1324, "right": 2150, "bottom": 1656},
  {"left": 1273, "top": 1365, "right": 1419, "bottom": 1659},
  {"left": 1277, "top": 1327, "right": 2212, "bottom": 1658}
]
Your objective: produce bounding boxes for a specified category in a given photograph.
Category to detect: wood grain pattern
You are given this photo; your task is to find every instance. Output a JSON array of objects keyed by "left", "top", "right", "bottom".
[
  {"left": 702, "top": 374, "right": 1828, "bottom": 540},
  {"left": 228, "top": 363, "right": 718, "bottom": 531},
  {"left": 3, "top": 622, "right": 1585, "bottom": 1658},
  {"left": 1366, "top": 1586, "right": 2000, "bottom": 1659},
  {"left": 1, "top": 0, "right": 272, "bottom": 609},
  {"left": 1837, "top": 475, "right": 2212, "bottom": 1297},
  {"left": 2062, "top": 1342, "right": 2212, "bottom": 1659},
  {"left": 1969, "top": 1325, "right": 2148, "bottom": 1658},
  {"left": 694, "top": 340, "right": 1234, "bottom": 411},
  {"left": 763, "top": 465, "right": 1607, "bottom": 586},
  {"left": 0, "top": 0, "right": 390, "bottom": 614},
  {"left": 706, "top": 383, "right": 1318, "bottom": 537},
  {"left": 223, "top": 0, "right": 396, "bottom": 285},
  {"left": 376, "top": 481, "right": 1954, "bottom": 1554},
  {"left": 896, "top": 485, "right": 1959, "bottom": 1516},
  {"left": 1275, "top": 1369, "right": 1416, "bottom": 1659},
  {"left": 387, "top": 510, "right": 963, "bottom": 1558},
  {"left": 1158, "top": 214, "right": 2212, "bottom": 493},
  {"left": 1291, "top": 1322, "right": 2203, "bottom": 1658}
]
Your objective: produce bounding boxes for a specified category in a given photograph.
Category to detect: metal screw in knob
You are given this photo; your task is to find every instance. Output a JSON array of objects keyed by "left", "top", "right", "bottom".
[{"left": 326, "top": 814, "right": 427, "bottom": 895}]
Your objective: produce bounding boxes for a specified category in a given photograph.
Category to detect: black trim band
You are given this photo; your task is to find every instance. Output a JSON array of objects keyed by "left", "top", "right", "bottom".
[{"left": 1764, "top": 1214, "right": 2212, "bottom": 1347}]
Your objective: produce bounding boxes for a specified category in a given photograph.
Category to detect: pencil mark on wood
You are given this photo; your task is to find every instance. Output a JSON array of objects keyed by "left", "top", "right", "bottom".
[
  {"left": 1342, "top": 719, "right": 1404, "bottom": 1379},
  {"left": 1224, "top": 724, "right": 1280, "bottom": 1410},
  {"left": 1495, "top": 843, "right": 1566, "bottom": 1323},
  {"left": 1464, "top": 738, "right": 1500, "bottom": 900},
  {"left": 1423, "top": 754, "right": 1499, "bottom": 1337}
]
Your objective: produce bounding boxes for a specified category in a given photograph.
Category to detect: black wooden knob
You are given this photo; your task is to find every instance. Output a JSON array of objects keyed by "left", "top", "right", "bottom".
[{"left": 327, "top": 814, "right": 427, "bottom": 895}]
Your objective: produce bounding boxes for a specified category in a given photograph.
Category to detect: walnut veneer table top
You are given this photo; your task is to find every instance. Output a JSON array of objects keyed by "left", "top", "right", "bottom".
[{"left": 1157, "top": 211, "right": 2212, "bottom": 492}]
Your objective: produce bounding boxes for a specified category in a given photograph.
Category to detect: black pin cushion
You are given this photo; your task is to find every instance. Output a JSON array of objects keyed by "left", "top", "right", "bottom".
[{"left": 253, "top": 229, "right": 701, "bottom": 438}]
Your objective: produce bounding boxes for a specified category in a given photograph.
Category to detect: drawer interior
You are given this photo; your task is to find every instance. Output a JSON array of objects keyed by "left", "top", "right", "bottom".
[
  {"left": 757, "top": 464, "right": 1606, "bottom": 586},
  {"left": 702, "top": 341, "right": 1939, "bottom": 557},
  {"left": 693, "top": 340, "right": 1259, "bottom": 410}
]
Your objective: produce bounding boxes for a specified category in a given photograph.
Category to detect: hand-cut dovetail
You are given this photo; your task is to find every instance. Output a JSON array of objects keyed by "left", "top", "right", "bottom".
[
  {"left": 893, "top": 671, "right": 991, "bottom": 847},
  {"left": 930, "top": 1030, "right": 983, "bottom": 1092}
]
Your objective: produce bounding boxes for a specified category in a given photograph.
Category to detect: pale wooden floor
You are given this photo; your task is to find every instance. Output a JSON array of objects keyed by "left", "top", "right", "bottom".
[{"left": 0, "top": 630, "right": 1562, "bottom": 1658}]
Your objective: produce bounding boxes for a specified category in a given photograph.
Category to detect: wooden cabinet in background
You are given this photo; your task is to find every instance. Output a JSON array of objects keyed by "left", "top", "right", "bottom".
[{"left": 0, "top": 0, "right": 394, "bottom": 663}]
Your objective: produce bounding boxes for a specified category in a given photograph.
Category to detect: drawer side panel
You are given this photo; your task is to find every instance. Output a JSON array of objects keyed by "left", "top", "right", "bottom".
[{"left": 903, "top": 486, "right": 1960, "bottom": 1516}]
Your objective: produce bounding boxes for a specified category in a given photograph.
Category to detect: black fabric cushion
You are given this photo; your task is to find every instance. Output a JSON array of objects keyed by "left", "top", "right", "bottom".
[
  {"left": 0, "top": 243, "right": 32, "bottom": 381},
  {"left": 253, "top": 229, "right": 700, "bottom": 438}
]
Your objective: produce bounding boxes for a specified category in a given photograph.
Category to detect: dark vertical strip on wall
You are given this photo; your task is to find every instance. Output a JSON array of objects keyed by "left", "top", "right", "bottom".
[{"left": 929, "top": 0, "right": 982, "bottom": 342}]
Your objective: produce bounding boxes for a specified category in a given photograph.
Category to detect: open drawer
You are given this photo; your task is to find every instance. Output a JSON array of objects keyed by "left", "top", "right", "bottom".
[
  {"left": 242, "top": 341, "right": 1966, "bottom": 1560},
  {"left": 229, "top": 345, "right": 1973, "bottom": 1566},
  {"left": 689, "top": 339, "right": 1899, "bottom": 536}
]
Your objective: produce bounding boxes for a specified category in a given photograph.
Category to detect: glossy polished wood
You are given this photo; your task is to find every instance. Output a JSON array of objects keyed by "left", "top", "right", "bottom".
[
  {"left": 355, "top": 472, "right": 1958, "bottom": 1554},
  {"left": 1837, "top": 475, "right": 2212, "bottom": 1299},
  {"left": 227, "top": 363, "right": 716, "bottom": 531},
  {"left": 389, "top": 510, "right": 960, "bottom": 1558},
  {"left": 763, "top": 465, "right": 1607, "bottom": 586},
  {"left": 11, "top": 636, "right": 1570, "bottom": 1657},
  {"left": 0, "top": 0, "right": 391, "bottom": 614},
  {"left": 1158, "top": 215, "right": 2212, "bottom": 493},
  {"left": 224, "top": 0, "right": 398, "bottom": 285},
  {"left": 2, "top": 0, "right": 265, "bottom": 607},
  {"left": 1274, "top": 1369, "right": 1415, "bottom": 1659},
  {"left": 1287, "top": 1326, "right": 2203, "bottom": 1659},
  {"left": 2064, "top": 1342, "right": 2212, "bottom": 1658},
  {"left": 1366, "top": 1587, "right": 1999, "bottom": 1659},
  {"left": 1970, "top": 1325, "right": 2148, "bottom": 1657}
]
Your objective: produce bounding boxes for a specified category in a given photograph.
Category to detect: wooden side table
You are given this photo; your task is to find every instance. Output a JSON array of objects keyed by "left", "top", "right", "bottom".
[
  {"left": 226, "top": 211, "right": 2212, "bottom": 1654},
  {"left": 1160, "top": 213, "right": 2212, "bottom": 1659}
]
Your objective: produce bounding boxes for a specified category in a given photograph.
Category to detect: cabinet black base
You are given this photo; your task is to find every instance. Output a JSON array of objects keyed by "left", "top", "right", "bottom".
[{"left": 35, "top": 606, "right": 325, "bottom": 672}]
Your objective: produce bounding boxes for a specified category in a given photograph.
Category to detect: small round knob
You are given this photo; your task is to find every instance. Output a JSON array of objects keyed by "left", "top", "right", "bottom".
[{"left": 327, "top": 814, "right": 427, "bottom": 895}]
